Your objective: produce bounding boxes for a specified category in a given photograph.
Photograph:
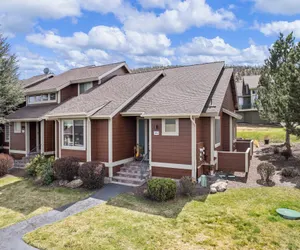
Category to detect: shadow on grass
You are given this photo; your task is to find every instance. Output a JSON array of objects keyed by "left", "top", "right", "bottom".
[{"left": 107, "top": 186, "right": 210, "bottom": 218}]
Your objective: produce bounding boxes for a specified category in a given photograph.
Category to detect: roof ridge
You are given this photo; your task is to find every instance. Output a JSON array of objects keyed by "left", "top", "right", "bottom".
[{"left": 69, "top": 61, "right": 125, "bottom": 71}]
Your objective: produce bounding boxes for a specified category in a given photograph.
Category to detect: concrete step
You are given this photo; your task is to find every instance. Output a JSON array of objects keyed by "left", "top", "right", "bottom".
[
  {"left": 112, "top": 176, "right": 146, "bottom": 186},
  {"left": 117, "top": 171, "right": 149, "bottom": 179}
]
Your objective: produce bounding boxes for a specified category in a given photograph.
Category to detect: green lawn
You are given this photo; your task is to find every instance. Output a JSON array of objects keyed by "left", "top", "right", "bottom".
[
  {"left": 24, "top": 187, "right": 300, "bottom": 250},
  {"left": 0, "top": 175, "right": 91, "bottom": 229},
  {"left": 237, "top": 126, "right": 300, "bottom": 143}
]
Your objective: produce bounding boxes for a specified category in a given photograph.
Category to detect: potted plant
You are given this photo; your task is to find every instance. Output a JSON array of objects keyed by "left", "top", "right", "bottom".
[{"left": 264, "top": 135, "right": 270, "bottom": 145}]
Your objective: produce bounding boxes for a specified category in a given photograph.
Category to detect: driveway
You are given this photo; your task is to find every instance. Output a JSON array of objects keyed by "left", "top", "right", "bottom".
[{"left": 0, "top": 183, "right": 133, "bottom": 250}]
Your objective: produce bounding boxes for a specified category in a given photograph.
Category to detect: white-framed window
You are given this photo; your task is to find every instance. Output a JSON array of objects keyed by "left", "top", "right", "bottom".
[
  {"left": 5, "top": 123, "right": 10, "bottom": 142},
  {"left": 79, "top": 82, "right": 93, "bottom": 94},
  {"left": 14, "top": 122, "right": 21, "bottom": 133},
  {"left": 162, "top": 119, "right": 179, "bottom": 136},
  {"left": 28, "top": 93, "right": 57, "bottom": 104},
  {"left": 214, "top": 117, "right": 221, "bottom": 147},
  {"left": 232, "top": 118, "right": 237, "bottom": 142},
  {"left": 62, "top": 120, "right": 85, "bottom": 150}
]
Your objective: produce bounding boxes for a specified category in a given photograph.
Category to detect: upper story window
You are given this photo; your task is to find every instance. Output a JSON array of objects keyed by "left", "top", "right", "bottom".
[
  {"left": 62, "top": 120, "right": 85, "bottom": 150},
  {"left": 5, "top": 123, "right": 10, "bottom": 142},
  {"left": 28, "top": 93, "right": 56, "bottom": 104},
  {"left": 14, "top": 122, "right": 21, "bottom": 133},
  {"left": 79, "top": 82, "right": 93, "bottom": 94},
  {"left": 162, "top": 119, "right": 179, "bottom": 136},
  {"left": 214, "top": 117, "right": 221, "bottom": 147}
]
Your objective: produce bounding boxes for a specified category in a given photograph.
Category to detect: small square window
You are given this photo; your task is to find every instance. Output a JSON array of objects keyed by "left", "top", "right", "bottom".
[
  {"left": 29, "top": 96, "right": 35, "bottom": 104},
  {"left": 162, "top": 119, "right": 179, "bottom": 136},
  {"left": 79, "top": 82, "right": 93, "bottom": 94},
  {"left": 14, "top": 122, "right": 21, "bottom": 133},
  {"left": 42, "top": 94, "right": 48, "bottom": 101},
  {"left": 35, "top": 95, "right": 41, "bottom": 102},
  {"left": 50, "top": 93, "right": 56, "bottom": 100}
]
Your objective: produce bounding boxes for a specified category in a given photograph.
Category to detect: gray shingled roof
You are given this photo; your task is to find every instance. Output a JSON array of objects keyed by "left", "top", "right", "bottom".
[
  {"left": 125, "top": 62, "right": 225, "bottom": 116},
  {"left": 46, "top": 71, "right": 162, "bottom": 117},
  {"left": 243, "top": 75, "right": 260, "bottom": 89},
  {"left": 203, "top": 68, "right": 234, "bottom": 114},
  {"left": 20, "top": 74, "right": 54, "bottom": 89},
  {"left": 6, "top": 104, "right": 58, "bottom": 121},
  {"left": 25, "top": 62, "right": 126, "bottom": 94}
]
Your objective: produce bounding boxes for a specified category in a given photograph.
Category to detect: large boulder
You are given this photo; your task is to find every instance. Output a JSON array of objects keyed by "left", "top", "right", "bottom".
[{"left": 65, "top": 179, "right": 83, "bottom": 189}]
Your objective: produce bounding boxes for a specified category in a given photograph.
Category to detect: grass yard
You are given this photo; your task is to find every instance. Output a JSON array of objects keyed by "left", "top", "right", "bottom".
[
  {"left": 0, "top": 175, "right": 91, "bottom": 229},
  {"left": 237, "top": 126, "right": 300, "bottom": 143},
  {"left": 24, "top": 187, "right": 300, "bottom": 250}
]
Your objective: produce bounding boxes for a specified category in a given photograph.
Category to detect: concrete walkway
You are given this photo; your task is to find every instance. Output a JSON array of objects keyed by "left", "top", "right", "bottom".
[{"left": 0, "top": 184, "right": 133, "bottom": 250}]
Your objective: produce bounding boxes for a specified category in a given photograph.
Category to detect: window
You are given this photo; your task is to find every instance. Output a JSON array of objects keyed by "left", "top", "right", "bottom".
[
  {"left": 79, "top": 82, "right": 93, "bottom": 94},
  {"left": 28, "top": 93, "right": 56, "bottom": 104},
  {"left": 14, "top": 122, "right": 21, "bottom": 133},
  {"left": 162, "top": 119, "right": 179, "bottom": 136},
  {"left": 5, "top": 124, "right": 10, "bottom": 142},
  {"left": 63, "top": 120, "right": 85, "bottom": 149},
  {"left": 232, "top": 119, "right": 236, "bottom": 141},
  {"left": 214, "top": 117, "right": 221, "bottom": 147}
]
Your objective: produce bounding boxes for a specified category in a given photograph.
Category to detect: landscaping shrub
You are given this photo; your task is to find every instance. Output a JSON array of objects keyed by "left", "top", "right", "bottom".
[
  {"left": 53, "top": 157, "right": 80, "bottom": 181},
  {"left": 26, "top": 154, "right": 47, "bottom": 177},
  {"left": 78, "top": 162, "right": 105, "bottom": 189},
  {"left": 147, "top": 178, "right": 176, "bottom": 202},
  {"left": 273, "top": 147, "right": 280, "bottom": 154},
  {"left": 281, "top": 167, "right": 299, "bottom": 178},
  {"left": 257, "top": 162, "right": 276, "bottom": 184},
  {"left": 0, "top": 154, "right": 13, "bottom": 177},
  {"left": 180, "top": 176, "right": 196, "bottom": 196},
  {"left": 281, "top": 150, "right": 292, "bottom": 160}
]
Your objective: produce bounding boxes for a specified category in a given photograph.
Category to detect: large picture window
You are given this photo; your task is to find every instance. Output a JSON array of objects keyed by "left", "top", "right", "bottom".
[
  {"left": 214, "top": 117, "right": 221, "bottom": 147},
  {"left": 63, "top": 120, "right": 85, "bottom": 149},
  {"left": 5, "top": 123, "right": 10, "bottom": 142},
  {"left": 162, "top": 119, "right": 179, "bottom": 136}
]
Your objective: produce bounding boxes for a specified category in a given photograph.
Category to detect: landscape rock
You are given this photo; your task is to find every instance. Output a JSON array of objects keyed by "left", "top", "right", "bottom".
[
  {"left": 65, "top": 179, "right": 83, "bottom": 189},
  {"left": 59, "top": 180, "right": 69, "bottom": 186},
  {"left": 210, "top": 187, "right": 217, "bottom": 194},
  {"left": 210, "top": 179, "right": 228, "bottom": 193}
]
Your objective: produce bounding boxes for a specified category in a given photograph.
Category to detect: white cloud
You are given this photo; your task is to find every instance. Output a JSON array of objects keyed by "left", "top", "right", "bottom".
[
  {"left": 177, "top": 37, "right": 269, "bottom": 65},
  {"left": 80, "top": 0, "right": 122, "bottom": 13},
  {"left": 253, "top": 0, "right": 300, "bottom": 15},
  {"left": 123, "top": 0, "right": 237, "bottom": 33},
  {"left": 138, "top": 0, "right": 180, "bottom": 9},
  {"left": 129, "top": 55, "right": 172, "bottom": 66},
  {"left": 254, "top": 20, "right": 300, "bottom": 38}
]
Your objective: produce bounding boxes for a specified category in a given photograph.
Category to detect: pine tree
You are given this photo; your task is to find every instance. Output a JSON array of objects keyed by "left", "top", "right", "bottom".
[
  {"left": 0, "top": 34, "right": 24, "bottom": 126},
  {"left": 257, "top": 33, "right": 300, "bottom": 154}
]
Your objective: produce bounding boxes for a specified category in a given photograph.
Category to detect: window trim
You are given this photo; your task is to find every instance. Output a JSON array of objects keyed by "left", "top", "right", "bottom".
[
  {"left": 4, "top": 123, "right": 10, "bottom": 142},
  {"left": 162, "top": 118, "right": 179, "bottom": 136},
  {"left": 78, "top": 82, "right": 93, "bottom": 95},
  {"left": 28, "top": 93, "right": 57, "bottom": 104},
  {"left": 214, "top": 116, "right": 221, "bottom": 148},
  {"left": 14, "top": 122, "right": 21, "bottom": 134},
  {"left": 61, "top": 119, "right": 86, "bottom": 151}
]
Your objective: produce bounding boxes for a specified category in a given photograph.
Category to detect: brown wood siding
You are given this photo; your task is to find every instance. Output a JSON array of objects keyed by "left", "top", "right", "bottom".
[
  {"left": 112, "top": 114, "right": 136, "bottom": 162},
  {"left": 221, "top": 113, "right": 230, "bottom": 151},
  {"left": 152, "top": 119, "right": 191, "bottom": 165},
  {"left": 10, "top": 122, "right": 25, "bottom": 151},
  {"left": 29, "top": 122, "right": 36, "bottom": 151},
  {"left": 44, "top": 121, "right": 55, "bottom": 152},
  {"left": 60, "top": 84, "right": 78, "bottom": 102},
  {"left": 91, "top": 119, "right": 108, "bottom": 162},
  {"left": 152, "top": 166, "right": 191, "bottom": 179},
  {"left": 222, "top": 79, "right": 235, "bottom": 112},
  {"left": 61, "top": 149, "right": 86, "bottom": 161},
  {"left": 56, "top": 121, "right": 59, "bottom": 157},
  {"left": 236, "top": 141, "right": 251, "bottom": 152},
  {"left": 196, "top": 117, "right": 211, "bottom": 163},
  {"left": 218, "top": 152, "right": 246, "bottom": 172}
]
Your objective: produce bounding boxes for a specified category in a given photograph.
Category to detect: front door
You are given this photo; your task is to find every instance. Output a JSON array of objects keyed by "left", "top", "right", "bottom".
[
  {"left": 29, "top": 122, "right": 37, "bottom": 152},
  {"left": 137, "top": 119, "right": 148, "bottom": 156}
]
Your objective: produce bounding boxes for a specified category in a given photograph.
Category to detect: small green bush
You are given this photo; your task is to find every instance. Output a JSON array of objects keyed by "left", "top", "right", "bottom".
[
  {"left": 147, "top": 178, "right": 176, "bottom": 202},
  {"left": 180, "top": 176, "right": 196, "bottom": 196},
  {"left": 78, "top": 162, "right": 105, "bottom": 189},
  {"left": 26, "top": 154, "right": 47, "bottom": 177},
  {"left": 257, "top": 162, "right": 275, "bottom": 184},
  {"left": 53, "top": 157, "right": 80, "bottom": 181}
]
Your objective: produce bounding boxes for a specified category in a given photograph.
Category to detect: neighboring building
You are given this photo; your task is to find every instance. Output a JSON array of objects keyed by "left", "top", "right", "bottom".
[
  {"left": 6, "top": 62, "right": 129, "bottom": 159},
  {"left": 1, "top": 73, "right": 54, "bottom": 154},
  {"left": 6, "top": 61, "right": 253, "bottom": 183},
  {"left": 236, "top": 75, "right": 269, "bottom": 124}
]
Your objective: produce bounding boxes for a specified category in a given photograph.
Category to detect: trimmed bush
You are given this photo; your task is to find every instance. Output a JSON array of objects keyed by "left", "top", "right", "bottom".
[
  {"left": 78, "top": 162, "right": 105, "bottom": 189},
  {"left": 147, "top": 178, "right": 176, "bottom": 202},
  {"left": 0, "top": 154, "right": 13, "bottom": 177},
  {"left": 26, "top": 154, "right": 47, "bottom": 177},
  {"left": 53, "top": 157, "right": 80, "bottom": 181},
  {"left": 281, "top": 167, "right": 298, "bottom": 178},
  {"left": 180, "top": 176, "right": 196, "bottom": 196},
  {"left": 281, "top": 150, "right": 292, "bottom": 160},
  {"left": 257, "top": 162, "right": 275, "bottom": 184}
]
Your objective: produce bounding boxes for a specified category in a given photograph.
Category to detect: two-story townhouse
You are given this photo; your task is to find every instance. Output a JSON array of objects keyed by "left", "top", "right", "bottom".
[{"left": 6, "top": 62, "right": 130, "bottom": 159}]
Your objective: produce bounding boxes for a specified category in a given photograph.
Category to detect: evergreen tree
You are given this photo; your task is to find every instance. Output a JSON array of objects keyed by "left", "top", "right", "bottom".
[
  {"left": 0, "top": 34, "right": 24, "bottom": 126},
  {"left": 257, "top": 33, "right": 300, "bottom": 154}
]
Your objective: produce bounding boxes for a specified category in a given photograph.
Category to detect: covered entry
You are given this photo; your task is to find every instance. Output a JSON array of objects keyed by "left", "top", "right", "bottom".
[{"left": 136, "top": 118, "right": 149, "bottom": 157}]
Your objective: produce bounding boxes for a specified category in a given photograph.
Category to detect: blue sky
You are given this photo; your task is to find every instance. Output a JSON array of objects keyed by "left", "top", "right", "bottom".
[{"left": 1, "top": 0, "right": 300, "bottom": 79}]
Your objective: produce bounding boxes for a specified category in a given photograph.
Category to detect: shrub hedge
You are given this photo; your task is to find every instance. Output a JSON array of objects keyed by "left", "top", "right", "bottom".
[
  {"left": 53, "top": 157, "right": 80, "bottom": 181},
  {"left": 78, "top": 162, "right": 105, "bottom": 189},
  {"left": 0, "top": 154, "right": 13, "bottom": 177},
  {"left": 147, "top": 178, "right": 176, "bottom": 202}
]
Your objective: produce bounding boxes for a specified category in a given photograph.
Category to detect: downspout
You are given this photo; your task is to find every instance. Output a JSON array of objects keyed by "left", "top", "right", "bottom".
[{"left": 190, "top": 116, "right": 197, "bottom": 179}]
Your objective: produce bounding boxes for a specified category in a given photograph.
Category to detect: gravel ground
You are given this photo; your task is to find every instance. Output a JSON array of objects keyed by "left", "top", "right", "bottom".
[{"left": 227, "top": 143, "right": 300, "bottom": 189}]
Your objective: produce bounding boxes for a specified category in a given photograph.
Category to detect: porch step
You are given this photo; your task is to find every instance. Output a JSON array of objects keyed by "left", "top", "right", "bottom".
[
  {"left": 117, "top": 171, "right": 149, "bottom": 178},
  {"left": 111, "top": 176, "right": 146, "bottom": 186}
]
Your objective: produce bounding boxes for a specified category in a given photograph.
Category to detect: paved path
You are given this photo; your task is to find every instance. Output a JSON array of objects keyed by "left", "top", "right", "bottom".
[{"left": 0, "top": 184, "right": 133, "bottom": 250}]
